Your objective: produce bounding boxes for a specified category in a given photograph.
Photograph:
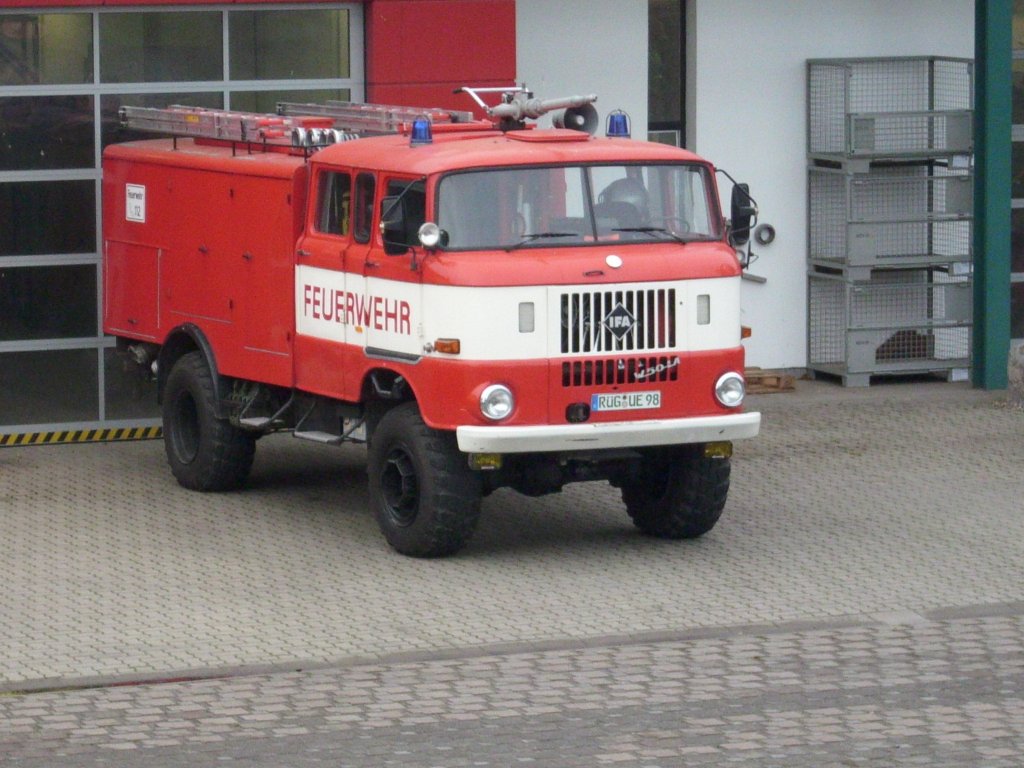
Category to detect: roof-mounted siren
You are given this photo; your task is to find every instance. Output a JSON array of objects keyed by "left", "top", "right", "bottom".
[
  {"left": 552, "top": 102, "right": 599, "bottom": 135},
  {"left": 605, "top": 110, "right": 631, "bottom": 138},
  {"left": 409, "top": 116, "right": 433, "bottom": 145},
  {"left": 456, "top": 86, "right": 597, "bottom": 132}
]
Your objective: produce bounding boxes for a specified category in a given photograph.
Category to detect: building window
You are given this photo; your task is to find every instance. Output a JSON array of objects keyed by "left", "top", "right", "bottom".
[
  {"left": 0, "top": 180, "right": 95, "bottom": 257},
  {"left": 0, "top": 264, "right": 96, "bottom": 342},
  {"left": 229, "top": 10, "right": 350, "bottom": 81},
  {"left": 648, "top": 0, "right": 683, "bottom": 146},
  {"left": 230, "top": 88, "right": 350, "bottom": 114},
  {"left": 1013, "top": 1, "right": 1024, "bottom": 342},
  {"left": 0, "top": 95, "right": 94, "bottom": 170},
  {"left": 100, "top": 12, "right": 223, "bottom": 83},
  {"left": 0, "top": 5, "right": 363, "bottom": 431},
  {"left": 0, "top": 350, "right": 99, "bottom": 425},
  {"left": 0, "top": 13, "right": 93, "bottom": 85}
]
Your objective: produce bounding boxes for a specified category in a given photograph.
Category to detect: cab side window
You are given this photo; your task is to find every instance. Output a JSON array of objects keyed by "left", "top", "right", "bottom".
[
  {"left": 379, "top": 178, "right": 426, "bottom": 255},
  {"left": 316, "top": 171, "right": 351, "bottom": 236},
  {"left": 354, "top": 172, "right": 376, "bottom": 243}
]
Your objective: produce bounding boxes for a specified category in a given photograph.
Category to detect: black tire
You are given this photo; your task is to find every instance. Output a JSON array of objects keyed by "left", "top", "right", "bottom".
[
  {"left": 620, "top": 445, "right": 731, "bottom": 539},
  {"left": 368, "top": 402, "right": 482, "bottom": 557},
  {"left": 162, "top": 351, "right": 256, "bottom": 491}
]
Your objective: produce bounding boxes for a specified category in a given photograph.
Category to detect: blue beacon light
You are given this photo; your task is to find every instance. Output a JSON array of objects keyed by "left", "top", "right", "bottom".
[
  {"left": 410, "top": 117, "right": 433, "bottom": 145},
  {"left": 605, "top": 110, "right": 631, "bottom": 138}
]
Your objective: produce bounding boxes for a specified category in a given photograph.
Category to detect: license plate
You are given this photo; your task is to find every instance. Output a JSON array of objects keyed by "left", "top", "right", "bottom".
[{"left": 590, "top": 391, "right": 661, "bottom": 412}]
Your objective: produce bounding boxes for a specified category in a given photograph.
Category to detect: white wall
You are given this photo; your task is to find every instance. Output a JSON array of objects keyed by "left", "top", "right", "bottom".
[
  {"left": 691, "top": 0, "right": 974, "bottom": 369},
  {"left": 516, "top": 0, "right": 973, "bottom": 370},
  {"left": 516, "top": 0, "right": 648, "bottom": 133}
]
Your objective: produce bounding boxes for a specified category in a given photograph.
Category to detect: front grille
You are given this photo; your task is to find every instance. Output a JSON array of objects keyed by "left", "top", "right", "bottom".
[
  {"left": 560, "top": 288, "right": 676, "bottom": 354},
  {"left": 562, "top": 356, "right": 680, "bottom": 387}
]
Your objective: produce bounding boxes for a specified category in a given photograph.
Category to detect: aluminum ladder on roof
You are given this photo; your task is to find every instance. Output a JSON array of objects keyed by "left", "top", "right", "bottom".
[{"left": 118, "top": 101, "right": 475, "bottom": 148}]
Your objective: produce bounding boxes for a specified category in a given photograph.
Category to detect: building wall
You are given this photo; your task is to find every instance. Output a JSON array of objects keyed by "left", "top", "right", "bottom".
[
  {"left": 689, "top": 0, "right": 974, "bottom": 369},
  {"left": 516, "top": 0, "right": 648, "bottom": 134},
  {"left": 366, "top": 0, "right": 516, "bottom": 111}
]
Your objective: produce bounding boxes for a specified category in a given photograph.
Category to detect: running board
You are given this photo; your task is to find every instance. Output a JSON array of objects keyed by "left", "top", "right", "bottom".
[
  {"left": 237, "top": 392, "right": 295, "bottom": 432},
  {"left": 293, "top": 430, "right": 345, "bottom": 445},
  {"left": 239, "top": 416, "right": 275, "bottom": 429}
]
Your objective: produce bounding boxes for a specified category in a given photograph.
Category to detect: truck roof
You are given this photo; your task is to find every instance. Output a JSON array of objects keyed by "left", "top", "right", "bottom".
[
  {"left": 313, "top": 128, "right": 711, "bottom": 176},
  {"left": 103, "top": 138, "right": 307, "bottom": 178},
  {"left": 103, "top": 129, "right": 712, "bottom": 179}
]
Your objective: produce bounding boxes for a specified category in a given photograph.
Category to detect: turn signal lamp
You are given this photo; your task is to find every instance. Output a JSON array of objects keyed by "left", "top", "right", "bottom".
[
  {"left": 741, "top": 325, "right": 752, "bottom": 339},
  {"left": 606, "top": 110, "right": 631, "bottom": 138},
  {"left": 433, "top": 338, "right": 461, "bottom": 354},
  {"left": 410, "top": 117, "right": 433, "bottom": 145}
]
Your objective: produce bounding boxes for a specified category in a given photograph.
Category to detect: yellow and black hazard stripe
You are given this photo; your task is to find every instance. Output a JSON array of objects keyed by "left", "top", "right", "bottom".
[{"left": 0, "top": 426, "right": 162, "bottom": 447}]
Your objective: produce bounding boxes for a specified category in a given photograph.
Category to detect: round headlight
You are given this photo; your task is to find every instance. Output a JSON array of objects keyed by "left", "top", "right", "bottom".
[
  {"left": 418, "top": 221, "right": 441, "bottom": 249},
  {"left": 714, "top": 372, "right": 745, "bottom": 408},
  {"left": 480, "top": 384, "right": 514, "bottom": 421}
]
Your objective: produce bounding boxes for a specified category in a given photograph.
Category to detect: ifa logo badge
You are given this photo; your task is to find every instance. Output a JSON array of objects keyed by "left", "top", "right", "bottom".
[{"left": 602, "top": 302, "right": 635, "bottom": 340}]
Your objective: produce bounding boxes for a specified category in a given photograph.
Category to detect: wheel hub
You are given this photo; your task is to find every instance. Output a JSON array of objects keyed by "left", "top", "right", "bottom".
[
  {"left": 380, "top": 449, "right": 418, "bottom": 526},
  {"left": 171, "top": 392, "right": 200, "bottom": 463}
]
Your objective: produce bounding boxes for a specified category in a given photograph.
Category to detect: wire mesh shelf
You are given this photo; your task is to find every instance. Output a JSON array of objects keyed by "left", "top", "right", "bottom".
[
  {"left": 808, "top": 270, "right": 972, "bottom": 382},
  {"left": 805, "top": 56, "right": 974, "bottom": 385},
  {"left": 808, "top": 164, "right": 972, "bottom": 275},
  {"left": 808, "top": 57, "right": 973, "bottom": 159}
]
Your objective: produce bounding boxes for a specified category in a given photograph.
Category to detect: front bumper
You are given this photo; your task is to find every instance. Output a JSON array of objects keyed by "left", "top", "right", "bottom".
[{"left": 456, "top": 411, "right": 761, "bottom": 454}]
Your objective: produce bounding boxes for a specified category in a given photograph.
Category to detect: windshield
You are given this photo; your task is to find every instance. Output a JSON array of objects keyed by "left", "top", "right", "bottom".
[{"left": 435, "top": 163, "right": 721, "bottom": 250}]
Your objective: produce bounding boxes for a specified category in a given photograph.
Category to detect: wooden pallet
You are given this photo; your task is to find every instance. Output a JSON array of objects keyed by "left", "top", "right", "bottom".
[{"left": 744, "top": 368, "right": 796, "bottom": 394}]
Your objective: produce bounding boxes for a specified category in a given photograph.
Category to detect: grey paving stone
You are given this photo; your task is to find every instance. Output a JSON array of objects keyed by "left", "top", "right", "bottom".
[
  {"left": 2, "top": 381, "right": 1023, "bottom": 691},
  {"left": 0, "top": 610, "right": 1021, "bottom": 766},
  {"left": 1, "top": 380, "right": 1023, "bottom": 764}
]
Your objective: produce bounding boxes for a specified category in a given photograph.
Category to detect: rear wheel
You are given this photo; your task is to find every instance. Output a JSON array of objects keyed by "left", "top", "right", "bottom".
[
  {"left": 620, "top": 445, "right": 730, "bottom": 539},
  {"left": 162, "top": 351, "right": 256, "bottom": 491},
  {"left": 368, "top": 402, "right": 482, "bottom": 557}
]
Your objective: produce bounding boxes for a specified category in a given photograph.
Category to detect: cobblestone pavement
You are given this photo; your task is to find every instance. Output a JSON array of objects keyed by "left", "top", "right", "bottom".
[
  {"left": 1, "top": 603, "right": 1022, "bottom": 766},
  {"left": 1, "top": 380, "right": 1023, "bottom": 692},
  {"left": 2, "top": 379, "right": 1024, "bottom": 764}
]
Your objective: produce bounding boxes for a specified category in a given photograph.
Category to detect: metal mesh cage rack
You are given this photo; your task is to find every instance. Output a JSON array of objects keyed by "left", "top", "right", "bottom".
[
  {"left": 808, "top": 270, "right": 972, "bottom": 385},
  {"left": 808, "top": 163, "right": 973, "bottom": 277},
  {"left": 807, "top": 57, "right": 973, "bottom": 159}
]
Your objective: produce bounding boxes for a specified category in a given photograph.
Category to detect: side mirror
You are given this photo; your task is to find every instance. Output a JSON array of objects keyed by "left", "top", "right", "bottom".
[
  {"left": 380, "top": 195, "right": 409, "bottom": 255},
  {"left": 729, "top": 183, "right": 756, "bottom": 247}
]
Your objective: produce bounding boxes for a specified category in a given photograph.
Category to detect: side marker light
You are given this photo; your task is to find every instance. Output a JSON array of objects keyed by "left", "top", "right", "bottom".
[{"left": 433, "top": 338, "right": 461, "bottom": 354}]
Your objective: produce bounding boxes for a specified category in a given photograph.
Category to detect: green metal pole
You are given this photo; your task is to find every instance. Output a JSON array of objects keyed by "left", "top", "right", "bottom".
[{"left": 973, "top": 0, "right": 1013, "bottom": 389}]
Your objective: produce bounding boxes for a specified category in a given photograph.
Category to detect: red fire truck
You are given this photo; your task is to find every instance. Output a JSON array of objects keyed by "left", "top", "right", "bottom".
[{"left": 102, "top": 88, "right": 761, "bottom": 557}]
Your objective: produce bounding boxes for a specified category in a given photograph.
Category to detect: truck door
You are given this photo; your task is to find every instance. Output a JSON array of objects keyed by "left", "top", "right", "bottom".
[
  {"left": 362, "top": 176, "right": 425, "bottom": 359},
  {"left": 237, "top": 172, "right": 297, "bottom": 387},
  {"left": 294, "top": 167, "right": 356, "bottom": 397}
]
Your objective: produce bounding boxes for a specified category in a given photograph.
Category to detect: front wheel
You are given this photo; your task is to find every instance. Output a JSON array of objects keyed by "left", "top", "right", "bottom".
[
  {"left": 620, "top": 445, "right": 731, "bottom": 539},
  {"left": 367, "top": 402, "right": 482, "bottom": 557},
  {"left": 162, "top": 351, "right": 256, "bottom": 491}
]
